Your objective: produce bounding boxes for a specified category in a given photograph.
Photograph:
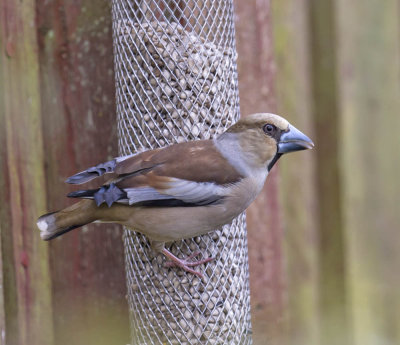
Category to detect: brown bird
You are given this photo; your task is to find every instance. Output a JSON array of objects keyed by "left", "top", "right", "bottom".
[{"left": 37, "top": 113, "right": 314, "bottom": 277}]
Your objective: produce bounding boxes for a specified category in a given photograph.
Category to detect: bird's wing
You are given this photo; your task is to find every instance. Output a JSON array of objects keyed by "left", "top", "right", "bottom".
[
  {"left": 66, "top": 140, "right": 244, "bottom": 207},
  {"left": 64, "top": 149, "right": 159, "bottom": 185}
]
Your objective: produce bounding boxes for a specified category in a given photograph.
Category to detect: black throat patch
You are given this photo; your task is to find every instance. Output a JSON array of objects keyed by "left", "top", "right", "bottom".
[{"left": 267, "top": 153, "right": 282, "bottom": 172}]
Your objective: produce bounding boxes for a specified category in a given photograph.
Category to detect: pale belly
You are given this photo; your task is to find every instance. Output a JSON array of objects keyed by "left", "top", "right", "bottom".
[
  {"left": 123, "top": 202, "right": 239, "bottom": 242},
  {"left": 118, "top": 173, "right": 267, "bottom": 243}
]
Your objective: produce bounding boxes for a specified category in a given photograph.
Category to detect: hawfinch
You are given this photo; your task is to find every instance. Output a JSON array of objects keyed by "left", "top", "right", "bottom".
[{"left": 37, "top": 113, "right": 314, "bottom": 277}]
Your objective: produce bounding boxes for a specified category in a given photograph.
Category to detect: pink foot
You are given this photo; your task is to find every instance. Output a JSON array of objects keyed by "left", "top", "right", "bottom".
[{"left": 162, "top": 249, "right": 214, "bottom": 279}]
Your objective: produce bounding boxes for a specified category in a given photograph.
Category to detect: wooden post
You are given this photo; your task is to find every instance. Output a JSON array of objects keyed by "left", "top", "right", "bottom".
[
  {"left": 235, "top": 1, "right": 286, "bottom": 343},
  {"left": 337, "top": 1, "right": 400, "bottom": 345},
  {"left": 36, "top": 1, "right": 129, "bottom": 344},
  {"left": 308, "top": 1, "right": 352, "bottom": 344},
  {"left": 0, "top": 1, "right": 54, "bottom": 344},
  {"left": 271, "top": 1, "right": 319, "bottom": 344},
  {"left": 1, "top": 1, "right": 130, "bottom": 344}
]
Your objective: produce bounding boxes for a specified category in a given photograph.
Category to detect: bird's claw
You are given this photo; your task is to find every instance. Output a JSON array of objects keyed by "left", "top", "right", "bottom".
[{"left": 162, "top": 249, "right": 215, "bottom": 279}]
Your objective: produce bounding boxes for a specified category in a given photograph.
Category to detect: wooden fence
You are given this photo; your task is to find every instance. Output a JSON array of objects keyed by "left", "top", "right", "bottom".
[
  {"left": 1, "top": 0, "right": 399, "bottom": 345},
  {"left": 271, "top": 1, "right": 400, "bottom": 345}
]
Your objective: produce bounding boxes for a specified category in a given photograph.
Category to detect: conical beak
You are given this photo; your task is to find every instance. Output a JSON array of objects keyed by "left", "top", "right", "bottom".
[{"left": 278, "top": 124, "right": 314, "bottom": 154}]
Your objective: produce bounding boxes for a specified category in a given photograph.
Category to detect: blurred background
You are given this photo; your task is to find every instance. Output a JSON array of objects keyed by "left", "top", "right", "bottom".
[{"left": 0, "top": 0, "right": 399, "bottom": 345}]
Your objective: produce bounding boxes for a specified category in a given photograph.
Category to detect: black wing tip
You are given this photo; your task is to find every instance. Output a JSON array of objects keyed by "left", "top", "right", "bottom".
[
  {"left": 67, "top": 184, "right": 127, "bottom": 207},
  {"left": 67, "top": 189, "right": 97, "bottom": 198},
  {"left": 134, "top": 197, "right": 224, "bottom": 208},
  {"left": 65, "top": 159, "right": 117, "bottom": 185},
  {"left": 65, "top": 172, "right": 96, "bottom": 185}
]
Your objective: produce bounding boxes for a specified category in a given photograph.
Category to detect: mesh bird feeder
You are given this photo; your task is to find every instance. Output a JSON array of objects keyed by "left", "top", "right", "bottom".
[{"left": 111, "top": 1, "right": 252, "bottom": 344}]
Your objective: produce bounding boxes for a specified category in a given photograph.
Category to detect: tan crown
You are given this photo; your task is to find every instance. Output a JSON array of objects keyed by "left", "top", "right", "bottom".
[{"left": 226, "top": 113, "right": 290, "bottom": 133}]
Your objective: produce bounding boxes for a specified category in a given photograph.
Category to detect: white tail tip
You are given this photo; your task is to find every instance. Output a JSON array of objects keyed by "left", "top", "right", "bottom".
[
  {"left": 37, "top": 219, "right": 53, "bottom": 240},
  {"left": 37, "top": 219, "right": 48, "bottom": 232}
]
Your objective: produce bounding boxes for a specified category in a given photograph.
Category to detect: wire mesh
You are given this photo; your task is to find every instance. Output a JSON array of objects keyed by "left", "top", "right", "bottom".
[{"left": 111, "top": 1, "right": 252, "bottom": 344}]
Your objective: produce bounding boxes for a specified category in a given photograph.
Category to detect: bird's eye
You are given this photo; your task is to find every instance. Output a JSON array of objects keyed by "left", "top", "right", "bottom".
[{"left": 263, "top": 124, "right": 275, "bottom": 134}]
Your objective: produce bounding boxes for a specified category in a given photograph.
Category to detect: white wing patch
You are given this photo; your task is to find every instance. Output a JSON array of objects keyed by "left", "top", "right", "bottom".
[
  {"left": 124, "top": 178, "right": 228, "bottom": 205},
  {"left": 164, "top": 179, "right": 226, "bottom": 204},
  {"left": 125, "top": 187, "right": 173, "bottom": 205}
]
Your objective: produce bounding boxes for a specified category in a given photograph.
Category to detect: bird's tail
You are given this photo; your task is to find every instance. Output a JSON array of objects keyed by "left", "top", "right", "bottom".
[{"left": 37, "top": 200, "right": 98, "bottom": 240}]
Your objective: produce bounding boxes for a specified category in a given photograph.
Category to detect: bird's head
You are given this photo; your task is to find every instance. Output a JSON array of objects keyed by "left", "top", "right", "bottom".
[{"left": 221, "top": 113, "right": 314, "bottom": 172}]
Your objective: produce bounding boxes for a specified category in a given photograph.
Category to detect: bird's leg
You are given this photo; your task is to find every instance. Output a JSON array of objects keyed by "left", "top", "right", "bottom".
[
  {"left": 164, "top": 250, "right": 203, "bottom": 266},
  {"left": 162, "top": 248, "right": 214, "bottom": 278}
]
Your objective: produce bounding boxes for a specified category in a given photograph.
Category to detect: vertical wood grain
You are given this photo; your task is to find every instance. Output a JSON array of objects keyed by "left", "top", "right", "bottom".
[
  {"left": 308, "top": 1, "right": 351, "bottom": 344},
  {"left": 36, "top": 1, "right": 129, "bottom": 344},
  {"left": 3, "top": 1, "right": 399, "bottom": 344},
  {"left": 0, "top": 1, "right": 54, "bottom": 344},
  {"left": 271, "top": 1, "right": 319, "bottom": 344},
  {"left": 0, "top": 0, "right": 129, "bottom": 344},
  {"left": 235, "top": 1, "right": 285, "bottom": 344},
  {"left": 337, "top": 1, "right": 400, "bottom": 345}
]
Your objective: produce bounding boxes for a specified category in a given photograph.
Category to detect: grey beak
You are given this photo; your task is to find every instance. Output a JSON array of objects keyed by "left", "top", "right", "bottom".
[{"left": 278, "top": 124, "right": 314, "bottom": 154}]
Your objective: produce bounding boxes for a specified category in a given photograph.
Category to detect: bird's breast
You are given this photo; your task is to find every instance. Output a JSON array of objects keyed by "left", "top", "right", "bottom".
[{"left": 224, "top": 172, "right": 268, "bottom": 213}]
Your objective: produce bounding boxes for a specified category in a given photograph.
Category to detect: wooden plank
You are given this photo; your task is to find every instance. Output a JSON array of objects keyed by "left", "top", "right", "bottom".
[
  {"left": 0, "top": 228, "right": 6, "bottom": 345},
  {"left": 271, "top": 1, "right": 319, "bottom": 344},
  {"left": 0, "top": 60, "right": 17, "bottom": 345},
  {"left": 308, "top": 1, "right": 352, "bottom": 344},
  {"left": 0, "top": 7, "right": 9, "bottom": 343},
  {"left": 337, "top": 1, "right": 400, "bottom": 345},
  {"left": 235, "top": 1, "right": 286, "bottom": 343},
  {"left": 0, "top": 1, "right": 54, "bottom": 344},
  {"left": 35, "top": 1, "right": 129, "bottom": 344}
]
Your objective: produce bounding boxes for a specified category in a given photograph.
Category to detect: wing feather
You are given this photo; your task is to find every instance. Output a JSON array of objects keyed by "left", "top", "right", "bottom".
[{"left": 66, "top": 140, "right": 244, "bottom": 207}]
